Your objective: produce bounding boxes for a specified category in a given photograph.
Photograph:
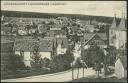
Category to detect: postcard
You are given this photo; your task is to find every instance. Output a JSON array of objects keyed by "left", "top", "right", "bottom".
[{"left": 1, "top": 1, "right": 127, "bottom": 82}]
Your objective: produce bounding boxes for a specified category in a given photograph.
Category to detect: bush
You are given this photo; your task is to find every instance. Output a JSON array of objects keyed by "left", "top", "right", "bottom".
[{"left": 49, "top": 54, "right": 72, "bottom": 72}]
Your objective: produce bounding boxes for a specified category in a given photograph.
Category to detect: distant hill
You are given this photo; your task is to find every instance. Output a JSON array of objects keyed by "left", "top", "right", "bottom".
[{"left": 1, "top": 10, "right": 121, "bottom": 24}]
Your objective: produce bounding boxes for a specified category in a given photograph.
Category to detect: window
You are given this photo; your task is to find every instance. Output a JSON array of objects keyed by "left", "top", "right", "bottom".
[
  {"left": 119, "top": 40, "right": 124, "bottom": 49},
  {"left": 111, "top": 39, "right": 114, "bottom": 44},
  {"left": 20, "top": 51, "right": 24, "bottom": 58}
]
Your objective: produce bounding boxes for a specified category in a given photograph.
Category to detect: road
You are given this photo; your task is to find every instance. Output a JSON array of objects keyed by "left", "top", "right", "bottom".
[{"left": 1, "top": 68, "right": 96, "bottom": 82}]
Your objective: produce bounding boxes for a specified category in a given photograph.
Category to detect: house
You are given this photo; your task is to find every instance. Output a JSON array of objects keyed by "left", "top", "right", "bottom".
[
  {"left": 1, "top": 24, "right": 12, "bottom": 35},
  {"left": 109, "top": 13, "right": 127, "bottom": 50},
  {"left": 13, "top": 37, "right": 54, "bottom": 67},
  {"left": 85, "top": 20, "right": 95, "bottom": 32},
  {"left": 109, "top": 14, "right": 119, "bottom": 47},
  {"left": 37, "top": 24, "right": 49, "bottom": 34},
  {"left": 55, "top": 36, "right": 68, "bottom": 55},
  {"left": 49, "top": 24, "right": 66, "bottom": 37},
  {"left": 115, "top": 14, "right": 127, "bottom": 50},
  {"left": 18, "top": 29, "right": 27, "bottom": 35},
  {"left": 1, "top": 15, "right": 4, "bottom": 21},
  {"left": 115, "top": 56, "right": 127, "bottom": 79},
  {"left": 44, "top": 36, "right": 68, "bottom": 56},
  {"left": 13, "top": 36, "right": 68, "bottom": 67},
  {"left": 82, "top": 33, "right": 108, "bottom": 49}
]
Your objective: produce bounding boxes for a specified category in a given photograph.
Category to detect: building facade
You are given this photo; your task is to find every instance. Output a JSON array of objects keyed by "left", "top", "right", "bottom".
[
  {"left": 115, "top": 56, "right": 127, "bottom": 79},
  {"left": 109, "top": 14, "right": 127, "bottom": 50}
]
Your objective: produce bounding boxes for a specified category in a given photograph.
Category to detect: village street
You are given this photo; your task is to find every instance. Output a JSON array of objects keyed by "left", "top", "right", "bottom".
[{"left": 1, "top": 68, "right": 96, "bottom": 82}]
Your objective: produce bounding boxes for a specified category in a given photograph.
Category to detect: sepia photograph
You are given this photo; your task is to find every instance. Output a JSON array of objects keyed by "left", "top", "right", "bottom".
[{"left": 1, "top": 1, "right": 127, "bottom": 82}]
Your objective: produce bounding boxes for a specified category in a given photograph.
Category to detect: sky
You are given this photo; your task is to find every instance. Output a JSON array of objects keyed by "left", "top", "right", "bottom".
[{"left": 1, "top": 1, "right": 127, "bottom": 18}]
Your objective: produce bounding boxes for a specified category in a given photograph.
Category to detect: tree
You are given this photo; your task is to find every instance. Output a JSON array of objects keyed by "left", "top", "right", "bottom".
[
  {"left": 82, "top": 45, "right": 105, "bottom": 78},
  {"left": 9, "top": 54, "right": 26, "bottom": 73},
  {"left": 106, "top": 46, "right": 117, "bottom": 65},
  {"left": 66, "top": 48, "right": 74, "bottom": 63},
  {"left": 41, "top": 57, "right": 51, "bottom": 68},
  {"left": 30, "top": 45, "right": 42, "bottom": 70},
  {"left": 93, "top": 47, "right": 104, "bottom": 78},
  {"left": 49, "top": 53, "right": 74, "bottom": 73}
]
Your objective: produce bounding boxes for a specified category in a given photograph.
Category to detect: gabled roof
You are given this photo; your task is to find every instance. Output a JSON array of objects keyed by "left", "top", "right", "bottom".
[
  {"left": 119, "top": 56, "right": 127, "bottom": 69},
  {"left": 110, "top": 16, "right": 118, "bottom": 29},
  {"left": 13, "top": 36, "right": 68, "bottom": 52},
  {"left": 84, "top": 33, "right": 107, "bottom": 40},
  {"left": 84, "top": 33, "right": 107, "bottom": 46},
  {"left": 13, "top": 37, "right": 54, "bottom": 52},
  {"left": 13, "top": 38, "right": 39, "bottom": 51},
  {"left": 117, "top": 18, "right": 127, "bottom": 31}
]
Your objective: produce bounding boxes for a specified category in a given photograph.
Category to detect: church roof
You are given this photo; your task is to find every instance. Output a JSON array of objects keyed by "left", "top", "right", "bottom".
[
  {"left": 110, "top": 14, "right": 127, "bottom": 31},
  {"left": 110, "top": 16, "right": 118, "bottom": 29},
  {"left": 56, "top": 36, "right": 68, "bottom": 48},
  {"left": 117, "top": 17, "right": 127, "bottom": 31}
]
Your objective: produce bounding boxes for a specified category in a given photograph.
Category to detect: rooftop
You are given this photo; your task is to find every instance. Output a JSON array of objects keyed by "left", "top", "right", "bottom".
[{"left": 119, "top": 56, "right": 127, "bottom": 69}]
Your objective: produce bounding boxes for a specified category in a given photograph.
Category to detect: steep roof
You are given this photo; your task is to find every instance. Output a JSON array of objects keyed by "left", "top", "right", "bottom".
[
  {"left": 13, "top": 38, "right": 39, "bottom": 51},
  {"left": 84, "top": 33, "right": 107, "bottom": 40},
  {"left": 119, "top": 56, "right": 127, "bottom": 69},
  {"left": 13, "top": 36, "right": 68, "bottom": 52},
  {"left": 84, "top": 33, "right": 107, "bottom": 45},
  {"left": 110, "top": 16, "right": 118, "bottom": 29},
  {"left": 117, "top": 17, "right": 127, "bottom": 31},
  {"left": 13, "top": 37, "right": 53, "bottom": 52},
  {"left": 56, "top": 36, "right": 68, "bottom": 48}
]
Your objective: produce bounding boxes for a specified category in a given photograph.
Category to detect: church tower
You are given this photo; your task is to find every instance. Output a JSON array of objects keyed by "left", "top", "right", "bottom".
[
  {"left": 115, "top": 13, "right": 127, "bottom": 49},
  {"left": 109, "top": 13, "right": 117, "bottom": 47}
]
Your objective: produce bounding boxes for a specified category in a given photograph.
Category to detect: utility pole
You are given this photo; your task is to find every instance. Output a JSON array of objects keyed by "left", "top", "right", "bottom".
[
  {"left": 69, "top": 39, "right": 74, "bottom": 80},
  {"left": 82, "top": 41, "right": 84, "bottom": 78},
  {"left": 81, "top": 31, "right": 85, "bottom": 78}
]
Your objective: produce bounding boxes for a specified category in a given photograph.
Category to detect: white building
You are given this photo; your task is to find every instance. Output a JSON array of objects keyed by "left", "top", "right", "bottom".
[
  {"left": 13, "top": 37, "right": 54, "bottom": 67},
  {"left": 13, "top": 36, "right": 68, "bottom": 67},
  {"left": 82, "top": 33, "right": 108, "bottom": 50},
  {"left": 115, "top": 56, "right": 127, "bottom": 79},
  {"left": 55, "top": 36, "right": 68, "bottom": 55},
  {"left": 109, "top": 13, "right": 127, "bottom": 50}
]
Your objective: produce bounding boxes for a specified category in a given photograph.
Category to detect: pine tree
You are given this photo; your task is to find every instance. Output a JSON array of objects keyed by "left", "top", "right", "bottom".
[{"left": 30, "top": 45, "right": 42, "bottom": 70}]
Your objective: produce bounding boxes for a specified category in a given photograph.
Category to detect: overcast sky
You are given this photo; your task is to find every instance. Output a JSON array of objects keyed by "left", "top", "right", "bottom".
[{"left": 1, "top": 1, "right": 127, "bottom": 18}]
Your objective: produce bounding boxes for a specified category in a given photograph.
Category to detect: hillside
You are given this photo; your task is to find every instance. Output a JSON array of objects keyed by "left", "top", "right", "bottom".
[{"left": 1, "top": 10, "right": 121, "bottom": 24}]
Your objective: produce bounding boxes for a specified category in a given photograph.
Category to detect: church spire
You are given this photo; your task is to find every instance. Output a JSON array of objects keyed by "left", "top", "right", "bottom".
[
  {"left": 118, "top": 13, "right": 126, "bottom": 31},
  {"left": 110, "top": 13, "right": 117, "bottom": 29}
]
